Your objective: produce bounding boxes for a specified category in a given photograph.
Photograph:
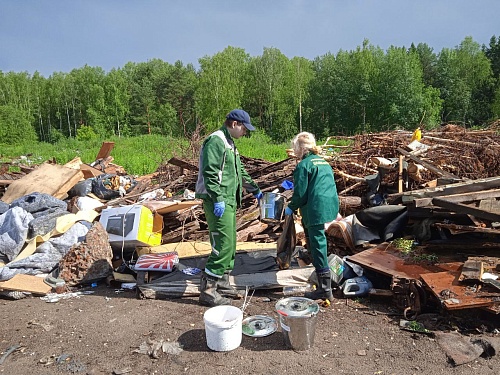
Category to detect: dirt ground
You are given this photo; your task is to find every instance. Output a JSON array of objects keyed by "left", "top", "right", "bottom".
[{"left": 1, "top": 285, "right": 499, "bottom": 375}]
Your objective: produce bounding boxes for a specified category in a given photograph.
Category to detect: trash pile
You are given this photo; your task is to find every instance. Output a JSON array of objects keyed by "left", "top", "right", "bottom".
[{"left": 0, "top": 125, "right": 499, "bottom": 322}]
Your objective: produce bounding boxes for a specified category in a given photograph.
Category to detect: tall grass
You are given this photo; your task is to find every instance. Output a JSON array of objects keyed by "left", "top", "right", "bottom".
[
  {"left": 0, "top": 132, "right": 351, "bottom": 175},
  {"left": 0, "top": 132, "right": 291, "bottom": 175}
]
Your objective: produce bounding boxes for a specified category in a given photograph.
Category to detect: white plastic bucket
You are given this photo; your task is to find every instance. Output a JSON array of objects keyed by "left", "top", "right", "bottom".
[{"left": 203, "top": 305, "right": 243, "bottom": 351}]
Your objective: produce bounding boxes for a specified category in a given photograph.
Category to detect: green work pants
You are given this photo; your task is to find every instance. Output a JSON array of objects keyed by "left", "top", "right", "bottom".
[
  {"left": 304, "top": 223, "right": 329, "bottom": 273},
  {"left": 203, "top": 200, "right": 237, "bottom": 278}
]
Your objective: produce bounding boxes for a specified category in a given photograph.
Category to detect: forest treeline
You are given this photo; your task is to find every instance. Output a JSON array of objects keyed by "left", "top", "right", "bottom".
[{"left": 1, "top": 36, "right": 500, "bottom": 146}]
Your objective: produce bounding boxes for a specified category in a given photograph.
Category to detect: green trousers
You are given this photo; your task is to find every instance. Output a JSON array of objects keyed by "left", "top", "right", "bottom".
[
  {"left": 203, "top": 200, "right": 237, "bottom": 278},
  {"left": 304, "top": 223, "right": 329, "bottom": 273}
]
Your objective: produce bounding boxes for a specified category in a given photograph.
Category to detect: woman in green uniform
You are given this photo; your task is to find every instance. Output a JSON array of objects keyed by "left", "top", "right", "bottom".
[
  {"left": 285, "top": 132, "right": 339, "bottom": 301},
  {"left": 195, "top": 109, "right": 262, "bottom": 306}
]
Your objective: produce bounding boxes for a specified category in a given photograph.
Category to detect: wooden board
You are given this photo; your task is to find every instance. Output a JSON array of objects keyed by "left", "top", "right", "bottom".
[
  {"left": 64, "top": 157, "right": 103, "bottom": 179},
  {"left": 137, "top": 241, "right": 277, "bottom": 258},
  {"left": 1, "top": 163, "right": 84, "bottom": 204},
  {"left": 347, "top": 243, "right": 462, "bottom": 279},
  {"left": 420, "top": 270, "right": 495, "bottom": 310},
  {"left": 95, "top": 142, "right": 115, "bottom": 160},
  {"left": 0, "top": 274, "right": 52, "bottom": 295},
  {"left": 143, "top": 200, "right": 202, "bottom": 214}
]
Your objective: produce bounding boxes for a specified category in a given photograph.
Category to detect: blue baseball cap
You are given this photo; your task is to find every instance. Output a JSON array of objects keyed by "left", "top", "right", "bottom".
[{"left": 226, "top": 109, "right": 255, "bottom": 131}]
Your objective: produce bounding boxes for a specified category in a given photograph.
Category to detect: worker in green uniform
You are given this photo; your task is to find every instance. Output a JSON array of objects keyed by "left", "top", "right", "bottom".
[
  {"left": 285, "top": 132, "right": 339, "bottom": 301},
  {"left": 195, "top": 109, "right": 262, "bottom": 306}
]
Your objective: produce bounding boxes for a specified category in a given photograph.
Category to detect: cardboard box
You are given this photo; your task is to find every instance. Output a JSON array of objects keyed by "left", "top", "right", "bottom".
[{"left": 99, "top": 205, "right": 162, "bottom": 247}]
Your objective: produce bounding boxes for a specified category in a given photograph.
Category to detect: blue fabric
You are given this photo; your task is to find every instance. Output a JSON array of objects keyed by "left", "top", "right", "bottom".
[
  {"left": 213, "top": 201, "right": 226, "bottom": 218},
  {"left": 281, "top": 180, "right": 294, "bottom": 190},
  {"left": 253, "top": 191, "right": 263, "bottom": 206},
  {"left": 284, "top": 207, "right": 293, "bottom": 216}
]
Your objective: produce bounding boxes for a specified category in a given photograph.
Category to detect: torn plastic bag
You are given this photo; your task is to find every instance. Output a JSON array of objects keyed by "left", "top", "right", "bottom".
[
  {"left": 68, "top": 179, "right": 94, "bottom": 197},
  {"left": 91, "top": 174, "right": 137, "bottom": 200}
]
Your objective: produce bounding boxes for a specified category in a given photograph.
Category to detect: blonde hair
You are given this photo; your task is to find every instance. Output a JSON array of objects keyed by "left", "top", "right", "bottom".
[{"left": 291, "top": 132, "right": 322, "bottom": 158}]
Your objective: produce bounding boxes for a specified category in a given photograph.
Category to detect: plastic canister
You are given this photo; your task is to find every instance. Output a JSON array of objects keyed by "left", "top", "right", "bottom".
[
  {"left": 342, "top": 276, "right": 373, "bottom": 297},
  {"left": 275, "top": 297, "right": 319, "bottom": 351},
  {"left": 203, "top": 305, "right": 243, "bottom": 352}
]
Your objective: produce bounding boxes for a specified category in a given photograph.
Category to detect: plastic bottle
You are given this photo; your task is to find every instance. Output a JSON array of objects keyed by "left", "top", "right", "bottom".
[{"left": 282, "top": 284, "right": 315, "bottom": 296}]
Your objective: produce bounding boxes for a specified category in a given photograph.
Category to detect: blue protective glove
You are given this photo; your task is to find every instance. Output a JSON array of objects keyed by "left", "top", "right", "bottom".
[
  {"left": 284, "top": 207, "right": 294, "bottom": 216},
  {"left": 213, "top": 201, "right": 225, "bottom": 218},
  {"left": 253, "top": 191, "right": 263, "bottom": 206}
]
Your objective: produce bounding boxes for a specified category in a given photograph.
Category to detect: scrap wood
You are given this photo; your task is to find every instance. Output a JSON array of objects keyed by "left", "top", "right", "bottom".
[
  {"left": 1, "top": 162, "right": 84, "bottom": 204},
  {"left": 138, "top": 241, "right": 276, "bottom": 258},
  {"left": 397, "top": 176, "right": 500, "bottom": 203},
  {"left": 458, "top": 260, "right": 484, "bottom": 282},
  {"left": 167, "top": 157, "right": 198, "bottom": 172},
  {"left": 434, "top": 223, "right": 500, "bottom": 235},
  {"left": 0, "top": 274, "right": 52, "bottom": 295},
  {"left": 95, "top": 141, "right": 115, "bottom": 160},
  {"left": 432, "top": 198, "right": 500, "bottom": 223},
  {"left": 397, "top": 147, "right": 460, "bottom": 180}
]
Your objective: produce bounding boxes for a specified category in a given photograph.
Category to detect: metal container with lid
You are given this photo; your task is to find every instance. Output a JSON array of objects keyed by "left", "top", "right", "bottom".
[
  {"left": 275, "top": 297, "right": 319, "bottom": 351},
  {"left": 275, "top": 296, "right": 319, "bottom": 317}
]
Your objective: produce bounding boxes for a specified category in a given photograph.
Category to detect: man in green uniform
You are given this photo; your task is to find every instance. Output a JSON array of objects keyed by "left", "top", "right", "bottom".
[
  {"left": 195, "top": 109, "right": 262, "bottom": 306},
  {"left": 285, "top": 132, "right": 339, "bottom": 301}
]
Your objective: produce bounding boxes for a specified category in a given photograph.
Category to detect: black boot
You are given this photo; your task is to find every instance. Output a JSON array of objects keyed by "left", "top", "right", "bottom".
[
  {"left": 217, "top": 271, "right": 243, "bottom": 299},
  {"left": 199, "top": 272, "right": 231, "bottom": 307},
  {"left": 305, "top": 270, "right": 334, "bottom": 301}
]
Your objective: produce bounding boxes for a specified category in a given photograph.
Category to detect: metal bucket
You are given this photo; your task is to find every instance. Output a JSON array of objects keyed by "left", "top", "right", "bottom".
[
  {"left": 275, "top": 297, "right": 319, "bottom": 351},
  {"left": 259, "top": 192, "right": 285, "bottom": 223}
]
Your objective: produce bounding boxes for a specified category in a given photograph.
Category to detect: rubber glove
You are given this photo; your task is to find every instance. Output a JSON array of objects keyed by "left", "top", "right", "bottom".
[
  {"left": 214, "top": 201, "right": 225, "bottom": 218},
  {"left": 284, "top": 207, "right": 294, "bottom": 216},
  {"left": 253, "top": 191, "right": 263, "bottom": 205}
]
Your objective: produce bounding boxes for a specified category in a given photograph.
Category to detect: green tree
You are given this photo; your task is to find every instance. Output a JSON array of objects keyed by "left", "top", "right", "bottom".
[
  {"left": 436, "top": 37, "right": 493, "bottom": 125},
  {"left": 246, "top": 47, "right": 296, "bottom": 142},
  {"left": 0, "top": 105, "right": 37, "bottom": 145},
  {"left": 196, "top": 46, "right": 250, "bottom": 132}
]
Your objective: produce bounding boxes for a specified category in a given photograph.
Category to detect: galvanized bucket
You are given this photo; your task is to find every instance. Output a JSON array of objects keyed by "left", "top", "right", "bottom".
[{"left": 259, "top": 192, "right": 285, "bottom": 222}]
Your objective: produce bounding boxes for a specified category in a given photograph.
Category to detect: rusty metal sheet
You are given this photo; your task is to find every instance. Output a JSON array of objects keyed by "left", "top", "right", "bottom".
[
  {"left": 420, "top": 270, "right": 495, "bottom": 310},
  {"left": 347, "top": 244, "right": 462, "bottom": 279}
]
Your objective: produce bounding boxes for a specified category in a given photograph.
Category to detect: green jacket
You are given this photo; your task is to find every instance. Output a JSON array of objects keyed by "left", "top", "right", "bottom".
[
  {"left": 288, "top": 152, "right": 339, "bottom": 226},
  {"left": 195, "top": 126, "right": 260, "bottom": 207}
]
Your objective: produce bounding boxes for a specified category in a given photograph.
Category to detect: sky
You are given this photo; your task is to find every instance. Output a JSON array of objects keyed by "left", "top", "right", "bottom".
[{"left": 1, "top": 0, "right": 499, "bottom": 77}]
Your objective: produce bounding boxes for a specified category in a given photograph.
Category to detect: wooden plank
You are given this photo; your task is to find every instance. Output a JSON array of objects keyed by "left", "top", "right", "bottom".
[
  {"left": 432, "top": 198, "right": 500, "bottom": 222},
  {"left": 142, "top": 200, "right": 202, "bottom": 214},
  {"left": 397, "top": 176, "right": 500, "bottom": 202},
  {"left": 438, "top": 189, "right": 500, "bottom": 203},
  {"left": 458, "top": 260, "right": 484, "bottom": 282},
  {"left": 167, "top": 157, "right": 198, "bottom": 171},
  {"left": 479, "top": 199, "right": 500, "bottom": 214},
  {"left": 137, "top": 241, "right": 277, "bottom": 258},
  {"left": 347, "top": 243, "right": 462, "bottom": 279},
  {"left": 1, "top": 163, "right": 84, "bottom": 204},
  {"left": 420, "top": 271, "right": 495, "bottom": 310},
  {"left": 434, "top": 223, "right": 500, "bottom": 235},
  {"left": 0, "top": 274, "right": 52, "bottom": 295},
  {"left": 95, "top": 142, "right": 115, "bottom": 160}
]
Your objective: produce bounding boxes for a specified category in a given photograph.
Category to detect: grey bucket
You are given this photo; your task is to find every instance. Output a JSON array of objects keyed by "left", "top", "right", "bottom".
[
  {"left": 259, "top": 192, "right": 285, "bottom": 222},
  {"left": 275, "top": 297, "right": 319, "bottom": 351}
]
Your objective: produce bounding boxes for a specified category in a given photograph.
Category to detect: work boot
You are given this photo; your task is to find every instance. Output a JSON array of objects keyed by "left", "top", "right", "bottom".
[
  {"left": 305, "top": 270, "right": 334, "bottom": 301},
  {"left": 217, "top": 271, "right": 243, "bottom": 299},
  {"left": 199, "top": 272, "right": 231, "bottom": 307}
]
